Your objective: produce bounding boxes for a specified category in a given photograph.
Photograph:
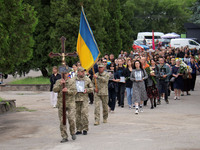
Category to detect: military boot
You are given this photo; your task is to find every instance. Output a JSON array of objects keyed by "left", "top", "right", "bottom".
[
  {"left": 71, "top": 134, "right": 76, "bottom": 140},
  {"left": 103, "top": 119, "right": 107, "bottom": 123},
  {"left": 83, "top": 130, "right": 87, "bottom": 135},
  {"left": 60, "top": 138, "right": 68, "bottom": 143},
  {"left": 94, "top": 121, "right": 100, "bottom": 126}
]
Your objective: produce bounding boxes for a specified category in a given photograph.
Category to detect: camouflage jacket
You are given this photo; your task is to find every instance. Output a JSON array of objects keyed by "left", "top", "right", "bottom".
[
  {"left": 74, "top": 76, "right": 93, "bottom": 102},
  {"left": 53, "top": 78, "right": 77, "bottom": 108},
  {"left": 93, "top": 71, "right": 110, "bottom": 96}
]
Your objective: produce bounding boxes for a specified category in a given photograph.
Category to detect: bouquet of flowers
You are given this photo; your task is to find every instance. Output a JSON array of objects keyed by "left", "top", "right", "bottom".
[
  {"left": 175, "top": 58, "right": 188, "bottom": 74},
  {"left": 145, "top": 66, "right": 157, "bottom": 84},
  {"left": 195, "top": 55, "right": 199, "bottom": 63}
]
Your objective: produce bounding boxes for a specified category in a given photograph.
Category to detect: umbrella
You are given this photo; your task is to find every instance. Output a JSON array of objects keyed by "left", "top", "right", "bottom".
[{"left": 161, "top": 32, "right": 180, "bottom": 39}]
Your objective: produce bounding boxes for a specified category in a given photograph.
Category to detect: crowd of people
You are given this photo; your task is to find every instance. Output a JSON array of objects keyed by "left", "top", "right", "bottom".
[
  {"left": 90, "top": 47, "right": 200, "bottom": 113},
  {"left": 49, "top": 45, "right": 200, "bottom": 142}
]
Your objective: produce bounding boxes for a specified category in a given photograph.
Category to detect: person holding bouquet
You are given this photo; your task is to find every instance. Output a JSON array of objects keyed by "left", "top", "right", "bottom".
[{"left": 146, "top": 59, "right": 160, "bottom": 109}]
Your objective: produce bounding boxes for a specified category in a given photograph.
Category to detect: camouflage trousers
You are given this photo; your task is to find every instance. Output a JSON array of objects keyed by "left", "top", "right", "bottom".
[
  {"left": 58, "top": 103, "right": 76, "bottom": 139},
  {"left": 75, "top": 101, "right": 89, "bottom": 131},
  {"left": 94, "top": 94, "right": 108, "bottom": 122}
]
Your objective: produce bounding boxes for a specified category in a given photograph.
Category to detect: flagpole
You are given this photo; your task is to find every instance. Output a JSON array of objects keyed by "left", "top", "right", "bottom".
[{"left": 92, "top": 67, "right": 98, "bottom": 90}]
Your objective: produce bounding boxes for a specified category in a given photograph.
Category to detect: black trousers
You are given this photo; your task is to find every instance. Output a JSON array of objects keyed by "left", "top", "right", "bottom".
[
  {"left": 190, "top": 73, "right": 197, "bottom": 90},
  {"left": 88, "top": 93, "right": 94, "bottom": 104},
  {"left": 108, "top": 89, "right": 116, "bottom": 111},
  {"left": 117, "top": 83, "right": 126, "bottom": 106},
  {"left": 158, "top": 80, "right": 169, "bottom": 101}
]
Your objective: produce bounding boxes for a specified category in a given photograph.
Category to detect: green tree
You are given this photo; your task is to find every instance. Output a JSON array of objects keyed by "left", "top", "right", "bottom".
[
  {"left": 190, "top": 0, "right": 200, "bottom": 24},
  {"left": 127, "top": 0, "right": 194, "bottom": 39},
  {"left": 120, "top": 0, "right": 134, "bottom": 52},
  {"left": 0, "top": 0, "right": 38, "bottom": 74},
  {"left": 104, "top": 0, "right": 122, "bottom": 57}
]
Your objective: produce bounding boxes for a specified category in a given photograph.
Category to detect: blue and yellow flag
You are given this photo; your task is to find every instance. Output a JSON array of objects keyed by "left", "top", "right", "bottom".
[{"left": 76, "top": 7, "right": 100, "bottom": 70}]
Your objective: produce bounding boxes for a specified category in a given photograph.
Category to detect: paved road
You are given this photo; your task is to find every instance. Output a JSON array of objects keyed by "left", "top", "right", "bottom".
[{"left": 0, "top": 77, "right": 200, "bottom": 150}]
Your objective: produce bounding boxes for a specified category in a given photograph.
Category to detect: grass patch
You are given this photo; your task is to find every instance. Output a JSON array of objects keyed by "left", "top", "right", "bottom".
[
  {"left": 9, "top": 76, "right": 50, "bottom": 84},
  {"left": 16, "top": 107, "right": 36, "bottom": 112},
  {"left": 0, "top": 97, "right": 10, "bottom": 105},
  {"left": 0, "top": 97, "right": 3, "bottom": 101}
]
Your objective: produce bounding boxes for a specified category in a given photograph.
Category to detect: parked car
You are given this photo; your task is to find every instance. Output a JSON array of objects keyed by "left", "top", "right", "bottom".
[
  {"left": 160, "top": 39, "right": 171, "bottom": 47},
  {"left": 170, "top": 38, "right": 200, "bottom": 50},
  {"left": 134, "top": 40, "right": 149, "bottom": 50},
  {"left": 137, "top": 32, "right": 164, "bottom": 46}
]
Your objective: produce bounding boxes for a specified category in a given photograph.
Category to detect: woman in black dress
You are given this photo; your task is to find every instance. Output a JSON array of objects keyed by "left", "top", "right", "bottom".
[
  {"left": 172, "top": 59, "right": 183, "bottom": 100},
  {"left": 108, "top": 63, "right": 120, "bottom": 112}
]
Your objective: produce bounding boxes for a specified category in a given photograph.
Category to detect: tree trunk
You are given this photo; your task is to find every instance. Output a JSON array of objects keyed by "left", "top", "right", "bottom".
[{"left": 40, "top": 68, "right": 49, "bottom": 77}]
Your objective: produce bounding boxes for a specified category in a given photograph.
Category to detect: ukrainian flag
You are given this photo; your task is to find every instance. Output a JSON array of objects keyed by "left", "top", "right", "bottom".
[{"left": 76, "top": 7, "right": 100, "bottom": 70}]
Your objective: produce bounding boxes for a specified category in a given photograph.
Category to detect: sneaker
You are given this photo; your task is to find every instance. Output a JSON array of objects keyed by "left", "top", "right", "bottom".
[
  {"left": 76, "top": 131, "right": 82, "bottom": 135},
  {"left": 60, "top": 138, "right": 68, "bottom": 143},
  {"left": 177, "top": 97, "right": 180, "bottom": 100},
  {"left": 174, "top": 96, "right": 177, "bottom": 100},
  {"left": 133, "top": 105, "right": 135, "bottom": 108},
  {"left": 140, "top": 107, "right": 143, "bottom": 112},
  {"left": 129, "top": 105, "right": 132, "bottom": 109},
  {"left": 157, "top": 101, "right": 161, "bottom": 105},
  {"left": 165, "top": 100, "right": 169, "bottom": 104},
  {"left": 94, "top": 122, "right": 100, "bottom": 126},
  {"left": 110, "top": 110, "right": 114, "bottom": 113},
  {"left": 162, "top": 97, "right": 164, "bottom": 100},
  {"left": 83, "top": 130, "right": 87, "bottom": 135},
  {"left": 71, "top": 134, "right": 76, "bottom": 140},
  {"left": 135, "top": 109, "right": 139, "bottom": 114}
]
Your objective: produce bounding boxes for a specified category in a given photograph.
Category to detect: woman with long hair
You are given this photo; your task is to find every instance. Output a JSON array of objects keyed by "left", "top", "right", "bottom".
[
  {"left": 172, "top": 59, "right": 184, "bottom": 100},
  {"left": 130, "top": 60, "right": 148, "bottom": 114},
  {"left": 108, "top": 63, "right": 120, "bottom": 112},
  {"left": 146, "top": 59, "right": 160, "bottom": 109},
  {"left": 124, "top": 59, "right": 133, "bottom": 109}
]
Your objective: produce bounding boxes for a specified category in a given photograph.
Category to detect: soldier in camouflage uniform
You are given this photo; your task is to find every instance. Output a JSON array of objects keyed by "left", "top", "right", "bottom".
[
  {"left": 53, "top": 71, "right": 77, "bottom": 143},
  {"left": 75, "top": 67, "right": 93, "bottom": 135},
  {"left": 93, "top": 63, "right": 110, "bottom": 125}
]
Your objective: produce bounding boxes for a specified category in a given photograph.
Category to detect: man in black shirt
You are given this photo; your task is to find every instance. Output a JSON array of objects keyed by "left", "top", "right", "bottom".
[{"left": 50, "top": 66, "right": 61, "bottom": 108}]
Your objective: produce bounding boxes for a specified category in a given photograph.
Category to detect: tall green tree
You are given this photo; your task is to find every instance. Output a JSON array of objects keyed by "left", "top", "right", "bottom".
[
  {"left": 120, "top": 0, "right": 134, "bottom": 51},
  {"left": 190, "top": 0, "right": 200, "bottom": 24},
  {"left": 104, "top": 0, "right": 122, "bottom": 56},
  {"left": 21, "top": 0, "right": 52, "bottom": 77},
  {"left": 0, "top": 0, "right": 38, "bottom": 74}
]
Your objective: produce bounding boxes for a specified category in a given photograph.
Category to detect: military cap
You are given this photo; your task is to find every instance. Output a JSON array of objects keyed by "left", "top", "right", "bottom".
[
  {"left": 77, "top": 67, "right": 85, "bottom": 72},
  {"left": 98, "top": 63, "right": 105, "bottom": 68}
]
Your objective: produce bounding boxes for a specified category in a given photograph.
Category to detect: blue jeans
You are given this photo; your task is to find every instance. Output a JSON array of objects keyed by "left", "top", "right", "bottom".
[{"left": 126, "top": 87, "right": 133, "bottom": 106}]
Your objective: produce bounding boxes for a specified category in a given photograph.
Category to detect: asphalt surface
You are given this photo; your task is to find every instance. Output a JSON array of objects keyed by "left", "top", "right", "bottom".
[{"left": 0, "top": 76, "right": 200, "bottom": 150}]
